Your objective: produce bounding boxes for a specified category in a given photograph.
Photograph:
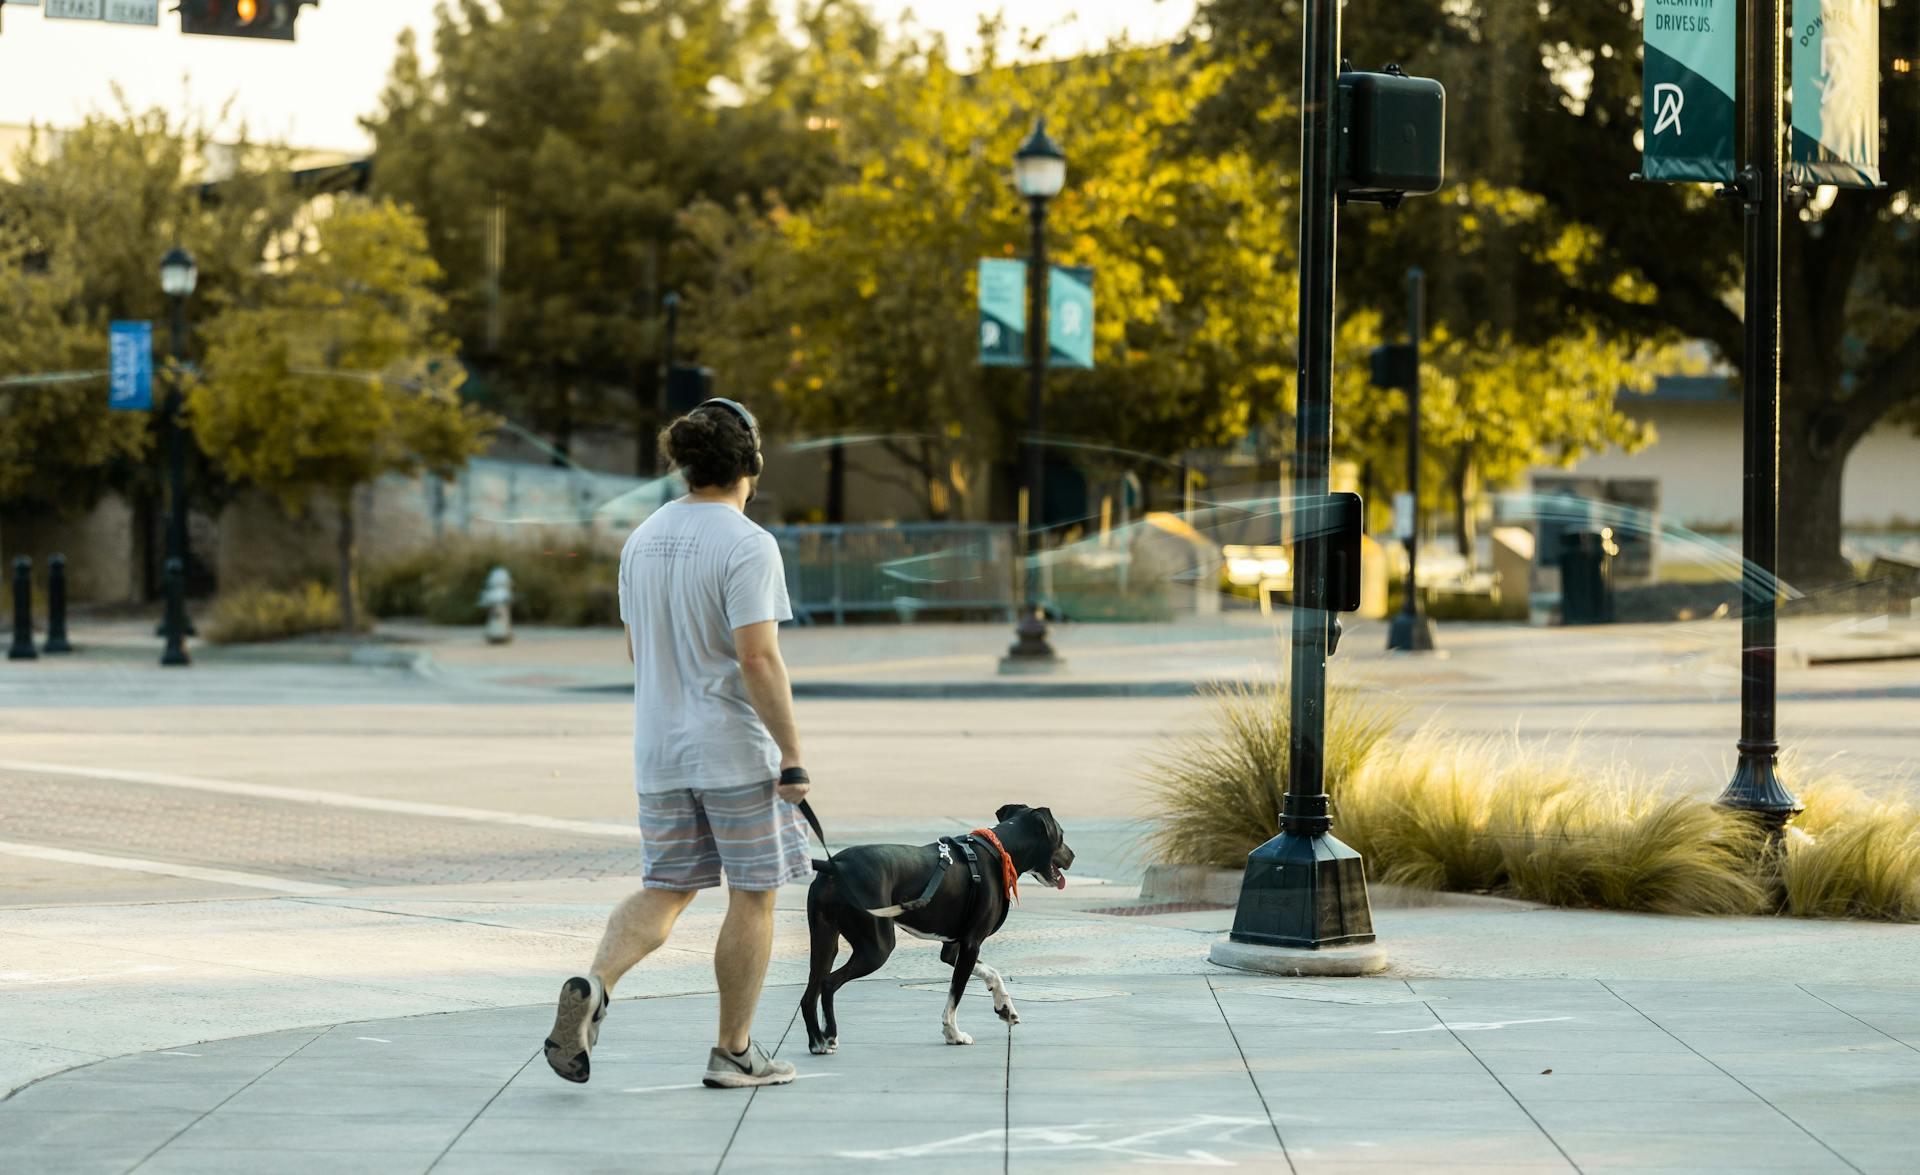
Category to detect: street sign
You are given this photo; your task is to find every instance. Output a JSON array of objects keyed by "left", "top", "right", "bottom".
[
  {"left": 1048, "top": 264, "right": 1094, "bottom": 370},
  {"left": 1791, "top": 0, "right": 1881, "bottom": 189},
  {"left": 1392, "top": 492, "right": 1415, "bottom": 542},
  {"left": 1641, "top": 0, "right": 1737, "bottom": 183},
  {"left": 108, "top": 321, "right": 153, "bottom": 411},
  {"left": 105, "top": 0, "right": 160, "bottom": 25},
  {"left": 44, "top": 0, "right": 104, "bottom": 18},
  {"left": 978, "top": 259, "right": 1026, "bottom": 368}
]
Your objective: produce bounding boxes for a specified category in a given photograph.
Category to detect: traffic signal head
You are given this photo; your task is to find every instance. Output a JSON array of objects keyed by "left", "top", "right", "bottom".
[
  {"left": 180, "top": 0, "right": 315, "bottom": 41},
  {"left": 1337, "top": 66, "right": 1446, "bottom": 206}
]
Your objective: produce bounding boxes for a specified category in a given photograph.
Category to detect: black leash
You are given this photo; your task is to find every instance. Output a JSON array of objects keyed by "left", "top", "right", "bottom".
[{"left": 782, "top": 766, "right": 829, "bottom": 854}]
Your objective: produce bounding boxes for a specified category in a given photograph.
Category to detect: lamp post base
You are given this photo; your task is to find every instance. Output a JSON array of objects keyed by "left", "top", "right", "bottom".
[
  {"left": 1226, "top": 828, "right": 1376, "bottom": 950},
  {"left": 998, "top": 611, "right": 1062, "bottom": 674},
  {"left": 1718, "top": 742, "right": 1801, "bottom": 831},
  {"left": 1385, "top": 611, "right": 1436, "bottom": 652},
  {"left": 1209, "top": 937, "right": 1388, "bottom": 977}
]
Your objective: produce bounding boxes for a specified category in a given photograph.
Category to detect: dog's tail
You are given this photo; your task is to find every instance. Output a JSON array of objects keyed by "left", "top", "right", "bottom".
[{"left": 811, "top": 857, "right": 836, "bottom": 874}]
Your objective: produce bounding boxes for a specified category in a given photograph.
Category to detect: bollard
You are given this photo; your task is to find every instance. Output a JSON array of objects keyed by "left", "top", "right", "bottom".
[
  {"left": 160, "top": 557, "right": 191, "bottom": 668},
  {"left": 44, "top": 555, "right": 73, "bottom": 654},
  {"left": 8, "top": 556, "right": 37, "bottom": 661}
]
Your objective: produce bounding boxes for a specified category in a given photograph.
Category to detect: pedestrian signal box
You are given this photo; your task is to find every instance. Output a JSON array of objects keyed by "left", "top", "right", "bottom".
[{"left": 1337, "top": 67, "right": 1446, "bottom": 206}]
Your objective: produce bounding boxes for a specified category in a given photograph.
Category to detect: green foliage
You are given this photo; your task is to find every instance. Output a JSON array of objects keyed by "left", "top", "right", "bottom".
[
  {"left": 0, "top": 105, "right": 301, "bottom": 515},
  {"left": 365, "top": 0, "right": 841, "bottom": 458},
  {"left": 206, "top": 583, "right": 356, "bottom": 645},
  {"left": 189, "top": 198, "right": 496, "bottom": 630},
  {"left": 364, "top": 539, "right": 619, "bottom": 627}
]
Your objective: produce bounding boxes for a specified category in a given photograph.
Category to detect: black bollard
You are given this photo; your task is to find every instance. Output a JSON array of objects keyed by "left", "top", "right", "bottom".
[
  {"left": 160, "top": 557, "right": 191, "bottom": 668},
  {"left": 44, "top": 554, "right": 73, "bottom": 654},
  {"left": 8, "top": 556, "right": 37, "bottom": 661}
]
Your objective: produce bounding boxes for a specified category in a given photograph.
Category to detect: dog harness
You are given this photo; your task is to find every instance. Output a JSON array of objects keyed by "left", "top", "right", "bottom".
[
  {"left": 896, "top": 836, "right": 984, "bottom": 913},
  {"left": 970, "top": 828, "right": 1019, "bottom": 905}
]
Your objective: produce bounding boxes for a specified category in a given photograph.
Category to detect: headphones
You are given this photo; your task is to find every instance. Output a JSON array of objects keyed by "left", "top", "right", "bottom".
[{"left": 696, "top": 397, "right": 764, "bottom": 476}]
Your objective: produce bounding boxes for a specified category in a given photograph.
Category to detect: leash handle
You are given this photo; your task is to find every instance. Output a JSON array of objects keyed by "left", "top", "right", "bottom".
[{"left": 782, "top": 767, "right": 828, "bottom": 854}]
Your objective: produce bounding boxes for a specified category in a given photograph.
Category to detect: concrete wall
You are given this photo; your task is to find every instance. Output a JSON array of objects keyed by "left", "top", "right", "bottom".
[{"left": 0, "top": 498, "right": 142, "bottom": 605}]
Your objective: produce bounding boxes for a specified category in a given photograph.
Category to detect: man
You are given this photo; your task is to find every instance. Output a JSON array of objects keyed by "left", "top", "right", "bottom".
[{"left": 545, "top": 397, "right": 810, "bottom": 1090}]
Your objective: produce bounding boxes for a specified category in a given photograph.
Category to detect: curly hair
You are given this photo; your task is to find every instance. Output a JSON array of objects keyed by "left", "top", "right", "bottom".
[{"left": 659, "top": 405, "right": 759, "bottom": 490}]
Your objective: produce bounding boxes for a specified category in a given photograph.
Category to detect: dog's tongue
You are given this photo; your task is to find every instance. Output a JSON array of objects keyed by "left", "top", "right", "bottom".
[{"left": 1054, "top": 871, "right": 1068, "bottom": 891}]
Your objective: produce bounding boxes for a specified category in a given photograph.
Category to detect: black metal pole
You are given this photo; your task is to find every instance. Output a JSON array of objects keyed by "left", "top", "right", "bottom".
[
  {"left": 44, "top": 554, "right": 71, "bottom": 654},
  {"left": 1222, "top": 0, "right": 1375, "bottom": 952},
  {"left": 1006, "top": 194, "right": 1058, "bottom": 664},
  {"left": 1388, "top": 268, "right": 1436, "bottom": 652},
  {"left": 1719, "top": 0, "right": 1797, "bottom": 826},
  {"left": 8, "top": 556, "right": 36, "bottom": 661},
  {"left": 161, "top": 294, "right": 191, "bottom": 668}
]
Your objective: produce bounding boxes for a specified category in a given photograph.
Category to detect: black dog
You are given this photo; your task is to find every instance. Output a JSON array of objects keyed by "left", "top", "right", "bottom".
[{"left": 800, "top": 805, "right": 1074, "bottom": 1053}]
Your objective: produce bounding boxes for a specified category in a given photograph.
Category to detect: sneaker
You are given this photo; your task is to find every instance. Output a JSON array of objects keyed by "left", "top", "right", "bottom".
[
  {"left": 543, "top": 975, "right": 608, "bottom": 1084},
  {"left": 701, "top": 1040, "right": 797, "bottom": 1089}
]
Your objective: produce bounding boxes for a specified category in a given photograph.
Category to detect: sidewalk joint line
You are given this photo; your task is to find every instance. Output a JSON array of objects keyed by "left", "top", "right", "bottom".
[
  {"left": 1205, "top": 974, "right": 1297, "bottom": 1175},
  {"left": 1420, "top": 997, "right": 1584, "bottom": 1174},
  {"left": 1003, "top": 1014, "right": 1012, "bottom": 1175},
  {"left": 714, "top": 989, "right": 807, "bottom": 1174},
  {"left": 1596, "top": 980, "right": 1865, "bottom": 1175},
  {"left": 1794, "top": 983, "right": 1920, "bottom": 1055},
  {"left": 127, "top": 1022, "right": 329, "bottom": 1172},
  {"left": 425, "top": 1049, "right": 540, "bottom": 1173}
]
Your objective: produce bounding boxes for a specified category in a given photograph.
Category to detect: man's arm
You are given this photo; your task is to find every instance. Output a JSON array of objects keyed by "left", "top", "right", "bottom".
[
  {"left": 623, "top": 623, "right": 633, "bottom": 664},
  {"left": 735, "top": 620, "right": 808, "bottom": 802}
]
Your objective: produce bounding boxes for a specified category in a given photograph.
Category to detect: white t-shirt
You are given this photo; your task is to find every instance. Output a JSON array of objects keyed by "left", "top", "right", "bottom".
[{"left": 617, "top": 500, "right": 793, "bottom": 793}]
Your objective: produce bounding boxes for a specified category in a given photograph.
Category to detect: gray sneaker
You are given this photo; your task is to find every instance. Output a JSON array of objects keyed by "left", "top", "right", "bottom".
[
  {"left": 543, "top": 975, "right": 608, "bottom": 1084},
  {"left": 702, "top": 1040, "right": 797, "bottom": 1089}
]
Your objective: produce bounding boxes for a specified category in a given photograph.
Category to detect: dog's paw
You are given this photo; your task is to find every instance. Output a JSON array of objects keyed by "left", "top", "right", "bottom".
[
  {"left": 808, "top": 1037, "right": 836, "bottom": 1056},
  {"left": 943, "top": 1028, "right": 974, "bottom": 1046},
  {"left": 995, "top": 1002, "right": 1020, "bottom": 1026}
]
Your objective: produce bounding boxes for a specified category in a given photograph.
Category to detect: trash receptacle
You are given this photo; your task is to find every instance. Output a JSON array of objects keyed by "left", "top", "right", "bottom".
[{"left": 1559, "top": 528, "right": 1618, "bottom": 624}]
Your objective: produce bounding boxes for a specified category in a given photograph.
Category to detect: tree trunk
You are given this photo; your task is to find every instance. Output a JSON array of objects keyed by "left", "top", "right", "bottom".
[
  {"left": 336, "top": 491, "right": 359, "bottom": 633},
  {"left": 1778, "top": 407, "right": 1860, "bottom": 590},
  {"left": 1449, "top": 453, "right": 1474, "bottom": 563}
]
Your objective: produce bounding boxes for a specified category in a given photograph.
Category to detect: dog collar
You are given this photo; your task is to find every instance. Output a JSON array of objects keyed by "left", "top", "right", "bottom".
[{"left": 971, "top": 828, "right": 1018, "bottom": 905}]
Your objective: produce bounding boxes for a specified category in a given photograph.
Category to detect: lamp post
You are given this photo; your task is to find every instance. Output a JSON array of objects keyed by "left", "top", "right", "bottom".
[
  {"left": 1002, "top": 117, "right": 1066, "bottom": 671},
  {"left": 159, "top": 247, "right": 198, "bottom": 668},
  {"left": 1718, "top": 0, "right": 1799, "bottom": 829}
]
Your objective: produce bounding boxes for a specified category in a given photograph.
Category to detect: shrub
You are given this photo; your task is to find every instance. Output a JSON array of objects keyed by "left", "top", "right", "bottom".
[
  {"left": 1784, "top": 782, "right": 1920, "bottom": 921},
  {"left": 365, "top": 539, "right": 620, "bottom": 626},
  {"left": 206, "top": 583, "right": 352, "bottom": 644}
]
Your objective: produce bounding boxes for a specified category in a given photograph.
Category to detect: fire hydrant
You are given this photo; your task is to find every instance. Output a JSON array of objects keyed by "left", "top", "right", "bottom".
[{"left": 479, "top": 566, "right": 514, "bottom": 645}]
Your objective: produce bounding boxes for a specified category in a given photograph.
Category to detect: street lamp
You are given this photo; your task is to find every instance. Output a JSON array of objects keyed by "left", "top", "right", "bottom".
[
  {"left": 1002, "top": 118, "right": 1066, "bottom": 672},
  {"left": 159, "top": 247, "right": 198, "bottom": 668}
]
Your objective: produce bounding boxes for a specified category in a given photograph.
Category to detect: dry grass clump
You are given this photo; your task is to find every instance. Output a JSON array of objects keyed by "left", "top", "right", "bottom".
[
  {"left": 206, "top": 583, "right": 354, "bottom": 644},
  {"left": 1783, "top": 780, "right": 1920, "bottom": 921},
  {"left": 1140, "top": 683, "right": 1401, "bottom": 869}
]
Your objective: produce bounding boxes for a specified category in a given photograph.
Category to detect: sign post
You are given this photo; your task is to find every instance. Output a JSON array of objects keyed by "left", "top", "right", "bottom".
[{"left": 108, "top": 321, "right": 154, "bottom": 412}]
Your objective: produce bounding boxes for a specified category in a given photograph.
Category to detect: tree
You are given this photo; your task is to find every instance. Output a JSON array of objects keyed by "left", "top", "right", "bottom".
[
  {"left": 1196, "top": 0, "right": 1920, "bottom": 586},
  {"left": 0, "top": 106, "right": 301, "bottom": 543},
  {"left": 188, "top": 199, "right": 496, "bottom": 630},
  {"left": 687, "top": 32, "right": 1307, "bottom": 519},
  {"left": 365, "top": 0, "right": 840, "bottom": 470}
]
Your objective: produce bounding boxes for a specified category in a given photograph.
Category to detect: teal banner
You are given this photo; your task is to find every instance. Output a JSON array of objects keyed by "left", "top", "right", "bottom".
[
  {"left": 978, "top": 260, "right": 1096, "bottom": 370},
  {"left": 1642, "top": 0, "right": 1737, "bottom": 184},
  {"left": 1792, "top": 0, "right": 1882, "bottom": 189}
]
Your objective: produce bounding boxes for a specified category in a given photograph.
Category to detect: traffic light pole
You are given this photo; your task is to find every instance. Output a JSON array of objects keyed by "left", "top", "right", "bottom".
[
  {"left": 1387, "top": 267, "right": 1436, "bottom": 652},
  {"left": 1213, "top": 0, "right": 1379, "bottom": 966},
  {"left": 1719, "top": 0, "right": 1798, "bottom": 830}
]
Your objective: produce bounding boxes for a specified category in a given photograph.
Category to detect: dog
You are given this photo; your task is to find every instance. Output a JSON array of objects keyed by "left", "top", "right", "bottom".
[{"left": 800, "top": 804, "right": 1074, "bottom": 1053}]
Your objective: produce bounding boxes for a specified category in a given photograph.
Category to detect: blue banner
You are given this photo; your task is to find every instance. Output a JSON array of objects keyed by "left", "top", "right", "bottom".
[
  {"left": 1641, "top": 0, "right": 1738, "bottom": 183},
  {"left": 108, "top": 320, "right": 154, "bottom": 411},
  {"left": 978, "top": 259, "right": 1095, "bottom": 369},
  {"left": 1792, "top": 0, "right": 1882, "bottom": 189}
]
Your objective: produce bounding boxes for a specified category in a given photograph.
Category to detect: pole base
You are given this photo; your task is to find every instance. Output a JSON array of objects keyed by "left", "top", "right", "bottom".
[
  {"left": 999, "top": 613, "right": 1061, "bottom": 674},
  {"left": 1385, "top": 611, "right": 1437, "bottom": 652},
  {"left": 1226, "top": 828, "right": 1376, "bottom": 949},
  {"left": 1209, "top": 937, "right": 1388, "bottom": 977},
  {"left": 7, "top": 643, "right": 37, "bottom": 662},
  {"left": 1718, "top": 744, "right": 1801, "bottom": 830},
  {"left": 43, "top": 637, "right": 73, "bottom": 655}
]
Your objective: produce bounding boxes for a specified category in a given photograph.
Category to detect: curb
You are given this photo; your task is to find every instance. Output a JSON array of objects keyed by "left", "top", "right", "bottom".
[
  {"left": 567, "top": 679, "right": 1208, "bottom": 699},
  {"left": 1141, "top": 864, "right": 1540, "bottom": 912}
]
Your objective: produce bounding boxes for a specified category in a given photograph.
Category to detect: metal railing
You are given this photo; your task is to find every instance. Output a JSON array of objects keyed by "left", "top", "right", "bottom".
[{"left": 765, "top": 523, "right": 1018, "bottom": 625}]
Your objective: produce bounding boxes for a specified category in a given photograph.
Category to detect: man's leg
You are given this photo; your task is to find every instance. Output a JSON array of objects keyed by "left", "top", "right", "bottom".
[
  {"left": 714, "top": 887, "right": 777, "bottom": 1054},
  {"left": 591, "top": 887, "right": 698, "bottom": 993}
]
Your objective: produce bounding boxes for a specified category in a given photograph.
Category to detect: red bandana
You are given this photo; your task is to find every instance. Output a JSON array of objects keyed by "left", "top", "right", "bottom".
[{"left": 972, "top": 828, "right": 1018, "bottom": 904}]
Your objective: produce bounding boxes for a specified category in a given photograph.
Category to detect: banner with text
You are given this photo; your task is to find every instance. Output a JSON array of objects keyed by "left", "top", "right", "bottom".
[
  {"left": 978, "top": 260, "right": 1096, "bottom": 370},
  {"left": 1792, "top": 0, "right": 1881, "bottom": 189},
  {"left": 1642, "top": 0, "right": 1737, "bottom": 183}
]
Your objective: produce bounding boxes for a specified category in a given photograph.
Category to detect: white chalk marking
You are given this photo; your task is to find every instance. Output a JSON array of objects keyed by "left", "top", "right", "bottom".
[
  {"left": 1378, "top": 1016, "right": 1575, "bottom": 1035},
  {"left": 356, "top": 1037, "right": 392, "bottom": 1044},
  {"left": 0, "top": 840, "right": 345, "bottom": 896},
  {"left": 0, "top": 964, "right": 177, "bottom": 986},
  {"left": 158, "top": 1051, "right": 203, "bottom": 1057},
  {"left": 0, "top": 761, "right": 640, "bottom": 842},
  {"left": 620, "top": 1072, "right": 840, "bottom": 1094}
]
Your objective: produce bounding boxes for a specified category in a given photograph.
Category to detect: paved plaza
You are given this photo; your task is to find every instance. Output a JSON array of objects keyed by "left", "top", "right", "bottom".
[{"left": 2, "top": 616, "right": 1917, "bottom": 1172}]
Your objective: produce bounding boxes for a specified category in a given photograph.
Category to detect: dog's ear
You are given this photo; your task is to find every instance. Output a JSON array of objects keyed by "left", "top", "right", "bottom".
[{"left": 995, "top": 804, "right": 1030, "bottom": 823}]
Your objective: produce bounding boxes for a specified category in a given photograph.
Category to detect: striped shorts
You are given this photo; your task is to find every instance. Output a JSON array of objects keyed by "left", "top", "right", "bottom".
[{"left": 637, "top": 780, "right": 812, "bottom": 892}]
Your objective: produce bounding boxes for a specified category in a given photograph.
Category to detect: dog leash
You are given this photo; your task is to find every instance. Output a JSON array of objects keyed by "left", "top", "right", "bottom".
[{"left": 782, "top": 766, "right": 829, "bottom": 854}]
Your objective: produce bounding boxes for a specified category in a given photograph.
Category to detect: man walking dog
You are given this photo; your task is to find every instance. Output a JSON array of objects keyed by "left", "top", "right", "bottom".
[{"left": 545, "top": 398, "right": 810, "bottom": 1090}]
